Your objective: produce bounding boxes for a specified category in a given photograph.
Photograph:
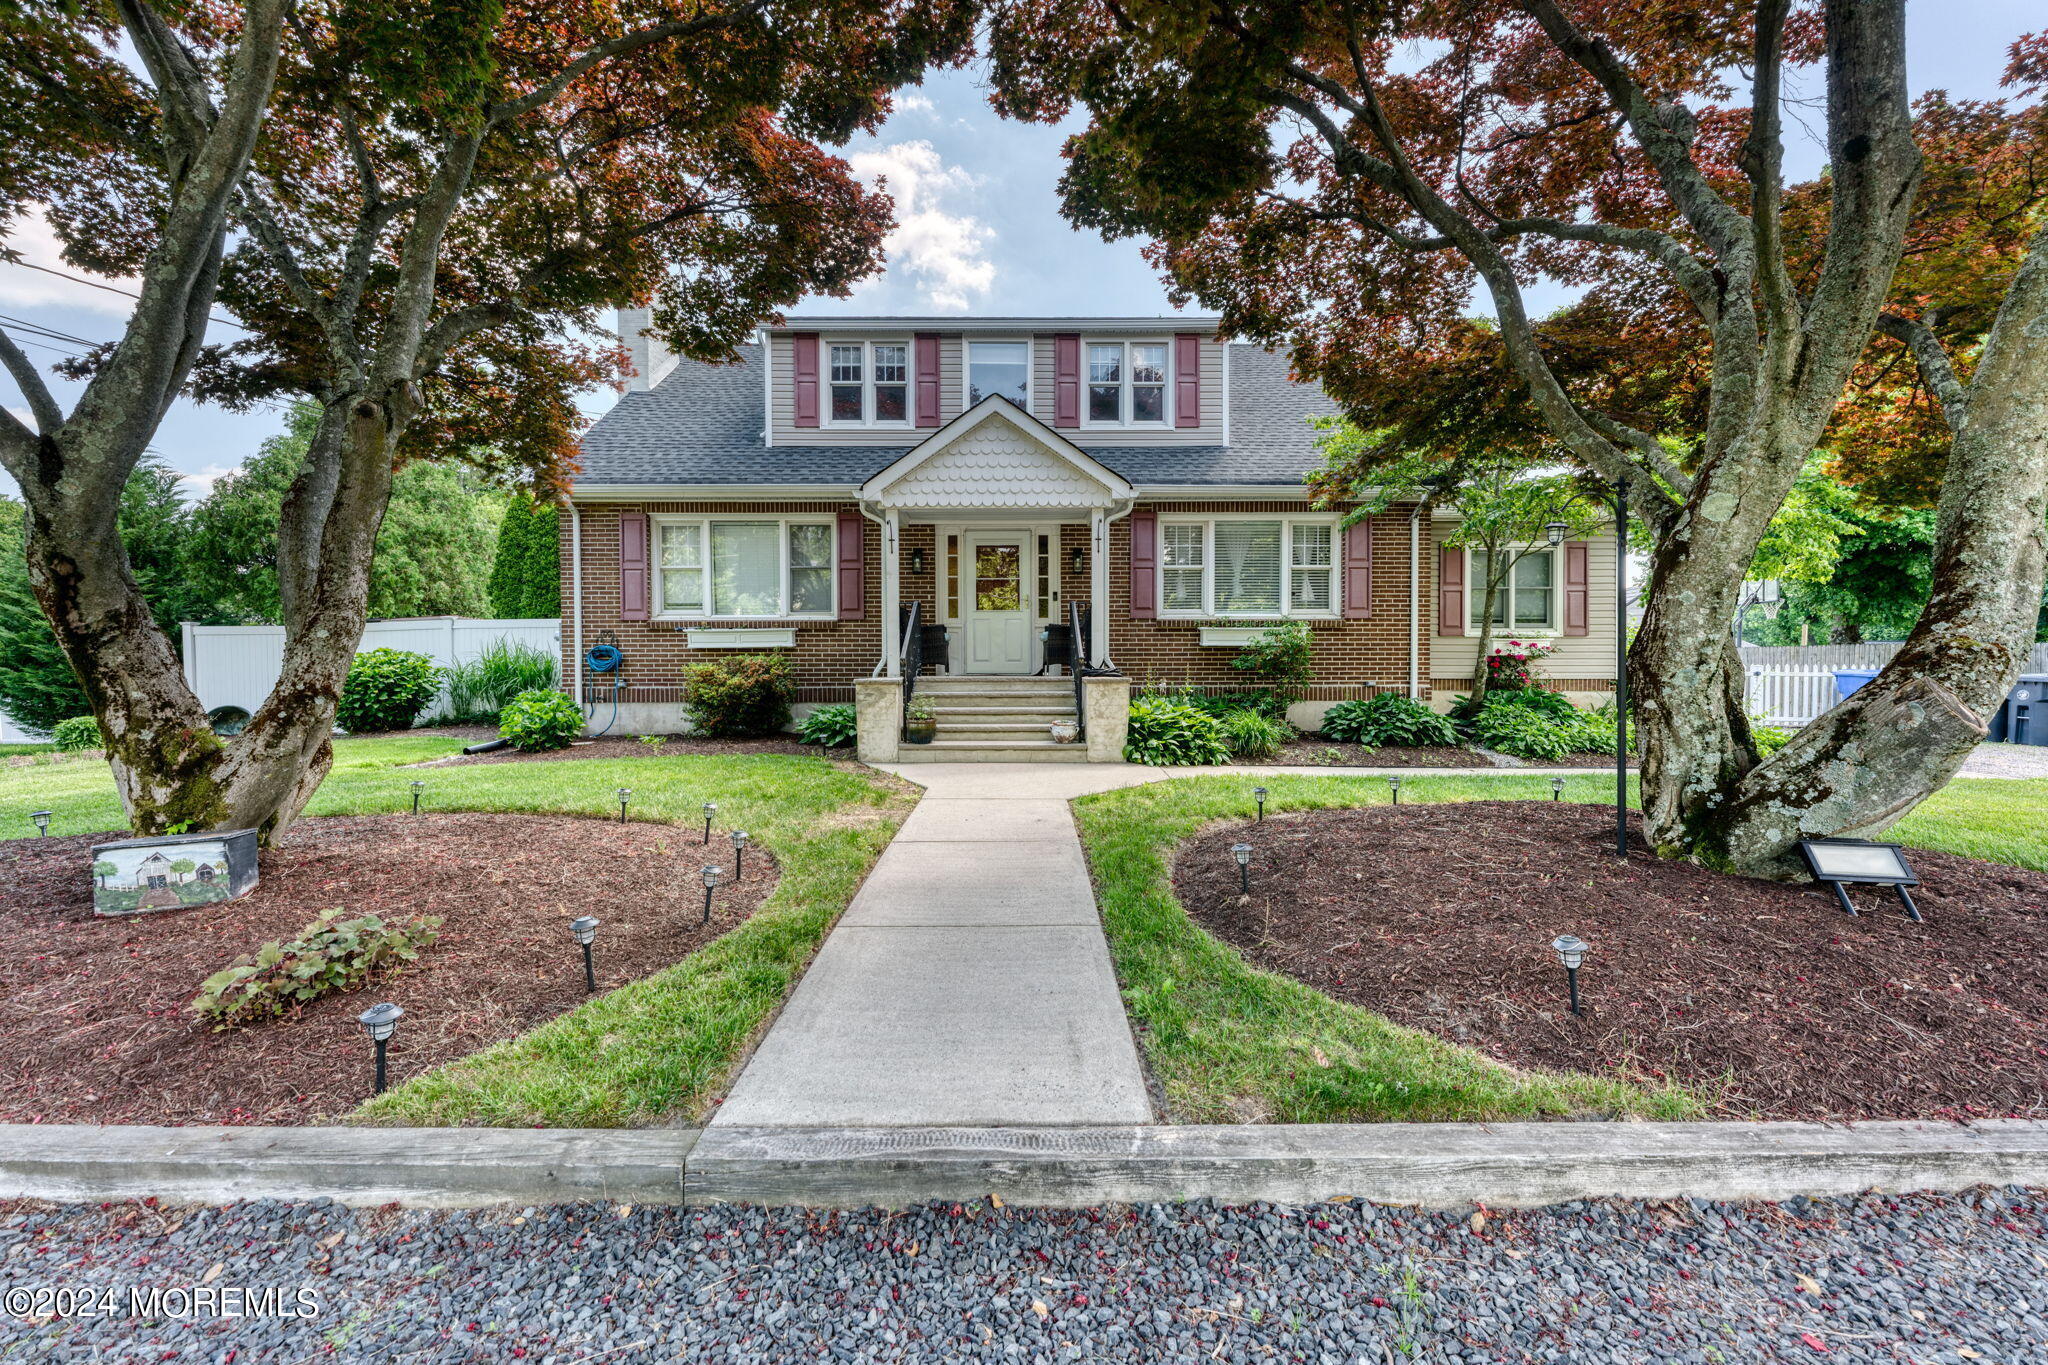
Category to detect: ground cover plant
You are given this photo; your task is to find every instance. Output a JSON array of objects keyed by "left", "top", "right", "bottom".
[
  {"left": 1124, "top": 693, "right": 1232, "bottom": 766},
  {"left": 1318, "top": 694, "right": 1460, "bottom": 749},
  {"left": 1074, "top": 773, "right": 2048, "bottom": 1124},
  {"left": 51, "top": 716, "right": 104, "bottom": 752},
  {"left": 193, "top": 908, "right": 443, "bottom": 1027},
  {"left": 798, "top": 702, "right": 858, "bottom": 748},
  {"left": 499, "top": 688, "right": 585, "bottom": 752}
]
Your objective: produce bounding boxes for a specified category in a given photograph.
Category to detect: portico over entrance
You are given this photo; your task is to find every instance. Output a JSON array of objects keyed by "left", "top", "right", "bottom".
[{"left": 858, "top": 395, "right": 1136, "bottom": 677}]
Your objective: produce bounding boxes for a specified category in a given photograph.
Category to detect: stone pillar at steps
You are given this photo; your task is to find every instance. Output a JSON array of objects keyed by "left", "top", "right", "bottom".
[
  {"left": 855, "top": 678, "right": 902, "bottom": 764},
  {"left": 1083, "top": 675, "right": 1130, "bottom": 763}
]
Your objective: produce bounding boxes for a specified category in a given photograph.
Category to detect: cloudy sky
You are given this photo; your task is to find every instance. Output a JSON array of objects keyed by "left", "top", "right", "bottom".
[{"left": 3, "top": 4, "right": 2040, "bottom": 499}]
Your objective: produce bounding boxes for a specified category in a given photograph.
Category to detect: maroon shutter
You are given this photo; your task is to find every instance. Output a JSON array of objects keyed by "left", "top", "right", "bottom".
[
  {"left": 619, "top": 511, "right": 649, "bottom": 621},
  {"left": 1342, "top": 520, "right": 1373, "bottom": 618},
  {"left": 914, "top": 332, "right": 942, "bottom": 427},
  {"left": 1128, "top": 510, "right": 1157, "bottom": 619},
  {"left": 1053, "top": 333, "right": 1080, "bottom": 428},
  {"left": 1563, "top": 542, "right": 1590, "bottom": 636},
  {"left": 837, "top": 511, "right": 865, "bottom": 620},
  {"left": 792, "top": 332, "right": 820, "bottom": 428},
  {"left": 1174, "top": 333, "right": 1201, "bottom": 428},
  {"left": 1436, "top": 544, "right": 1464, "bottom": 635}
]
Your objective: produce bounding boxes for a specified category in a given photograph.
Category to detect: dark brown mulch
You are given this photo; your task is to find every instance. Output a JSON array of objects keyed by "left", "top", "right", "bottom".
[
  {"left": 1245, "top": 741, "right": 1635, "bottom": 768},
  {"left": 0, "top": 813, "right": 779, "bottom": 1126},
  {"left": 437, "top": 733, "right": 819, "bottom": 765},
  {"left": 1172, "top": 801, "right": 2048, "bottom": 1121}
]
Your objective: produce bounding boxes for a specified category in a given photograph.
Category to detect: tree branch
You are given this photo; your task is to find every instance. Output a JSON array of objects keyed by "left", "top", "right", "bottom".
[
  {"left": 486, "top": 12, "right": 741, "bottom": 127},
  {"left": 1876, "top": 312, "right": 1970, "bottom": 432},
  {"left": 0, "top": 326, "right": 65, "bottom": 434}
]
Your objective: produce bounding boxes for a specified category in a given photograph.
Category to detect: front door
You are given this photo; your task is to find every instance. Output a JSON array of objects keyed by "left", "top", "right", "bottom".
[{"left": 964, "top": 534, "right": 1032, "bottom": 674}]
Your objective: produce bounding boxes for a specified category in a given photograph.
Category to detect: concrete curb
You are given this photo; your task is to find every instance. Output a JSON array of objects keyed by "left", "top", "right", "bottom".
[{"left": 2, "top": 1119, "right": 2044, "bottom": 1210}]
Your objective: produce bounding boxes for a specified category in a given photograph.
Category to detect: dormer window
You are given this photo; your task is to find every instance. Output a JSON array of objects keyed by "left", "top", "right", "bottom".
[
  {"left": 1086, "top": 341, "right": 1169, "bottom": 425},
  {"left": 827, "top": 340, "right": 909, "bottom": 426}
]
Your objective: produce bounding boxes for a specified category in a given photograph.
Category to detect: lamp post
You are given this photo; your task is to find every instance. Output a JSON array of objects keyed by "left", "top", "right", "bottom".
[
  {"left": 1612, "top": 477, "right": 1629, "bottom": 859},
  {"left": 1550, "top": 936, "right": 1588, "bottom": 1017},
  {"left": 701, "top": 865, "right": 723, "bottom": 924},
  {"left": 701, "top": 801, "right": 717, "bottom": 845},
  {"left": 30, "top": 810, "right": 51, "bottom": 837},
  {"left": 358, "top": 1002, "right": 404, "bottom": 1094},
  {"left": 1387, "top": 774, "right": 1401, "bottom": 806},
  {"left": 1231, "top": 842, "right": 1252, "bottom": 895},
  {"left": 1252, "top": 786, "right": 1268, "bottom": 822},
  {"left": 617, "top": 787, "right": 632, "bottom": 824},
  {"left": 571, "top": 916, "right": 600, "bottom": 992},
  {"left": 1544, "top": 520, "right": 1569, "bottom": 548},
  {"left": 731, "top": 829, "right": 749, "bottom": 877},
  {"left": 410, "top": 781, "right": 425, "bottom": 816},
  {"left": 1550, "top": 776, "right": 1566, "bottom": 801}
]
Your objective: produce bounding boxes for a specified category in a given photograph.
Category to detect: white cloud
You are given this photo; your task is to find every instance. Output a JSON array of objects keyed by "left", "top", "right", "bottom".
[
  {"left": 5, "top": 405, "right": 33, "bottom": 429},
  {"left": 848, "top": 141, "right": 996, "bottom": 312},
  {"left": 0, "top": 208, "right": 140, "bottom": 316},
  {"left": 896, "top": 94, "right": 935, "bottom": 114},
  {"left": 175, "top": 462, "right": 243, "bottom": 502}
]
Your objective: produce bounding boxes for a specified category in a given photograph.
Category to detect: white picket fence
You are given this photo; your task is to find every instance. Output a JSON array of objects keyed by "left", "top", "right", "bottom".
[
  {"left": 1744, "top": 665, "right": 1841, "bottom": 727},
  {"left": 181, "top": 616, "right": 562, "bottom": 723}
]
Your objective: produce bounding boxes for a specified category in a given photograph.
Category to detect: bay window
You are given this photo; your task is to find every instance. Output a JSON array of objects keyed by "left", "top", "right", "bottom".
[
  {"left": 1468, "top": 549, "right": 1556, "bottom": 630},
  {"left": 827, "top": 340, "right": 909, "bottom": 425},
  {"left": 1157, "top": 519, "right": 1338, "bottom": 617},
  {"left": 1086, "top": 341, "right": 1169, "bottom": 425},
  {"left": 656, "top": 518, "right": 835, "bottom": 618}
]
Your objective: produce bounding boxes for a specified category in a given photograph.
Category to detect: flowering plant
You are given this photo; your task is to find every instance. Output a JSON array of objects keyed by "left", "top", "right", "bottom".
[{"left": 1485, "top": 638, "right": 1557, "bottom": 691}]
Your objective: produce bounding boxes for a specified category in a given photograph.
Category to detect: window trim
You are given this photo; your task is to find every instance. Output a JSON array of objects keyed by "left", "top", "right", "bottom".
[
  {"left": 1154, "top": 515, "right": 1342, "bottom": 619},
  {"left": 650, "top": 515, "right": 839, "bottom": 621},
  {"left": 1080, "top": 337, "right": 1174, "bottom": 429},
  {"left": 963, "top": 336, "right": 1032, "bottom": 412},
  {"left": 821, "top": 337, "right": 914, "bottom": 429},
  {"left": 1463, "top": 545, "right": 1562, "bottom": 635}
]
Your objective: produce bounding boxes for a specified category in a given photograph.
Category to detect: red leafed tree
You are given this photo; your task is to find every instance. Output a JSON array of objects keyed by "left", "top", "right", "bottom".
[
  {"left": 987, "top": 0, "right": 2048, "bottom": 875},
  {"left": 2, "top": 0, "right": 974, "bottom": 840}
]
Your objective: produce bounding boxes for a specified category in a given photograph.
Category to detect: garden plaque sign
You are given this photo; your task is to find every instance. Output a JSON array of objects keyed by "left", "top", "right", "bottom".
[{"left": 90, "top": 829, "right": 260, "bottom": 917}]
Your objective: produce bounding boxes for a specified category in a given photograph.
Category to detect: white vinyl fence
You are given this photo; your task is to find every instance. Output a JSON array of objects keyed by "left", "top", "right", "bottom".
[{"left": 182, "top": 616, "right": 562, "bottom": 723}]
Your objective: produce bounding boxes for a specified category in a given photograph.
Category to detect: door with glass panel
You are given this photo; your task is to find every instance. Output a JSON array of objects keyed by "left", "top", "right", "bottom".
[{"left": 963, "top": 533, "right": 1032, "bottom": 673}]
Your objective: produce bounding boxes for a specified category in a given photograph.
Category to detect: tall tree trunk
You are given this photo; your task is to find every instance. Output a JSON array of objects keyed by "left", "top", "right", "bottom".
[{"left": 1467, "top": 556, "right": 1507, "bottom": 709}]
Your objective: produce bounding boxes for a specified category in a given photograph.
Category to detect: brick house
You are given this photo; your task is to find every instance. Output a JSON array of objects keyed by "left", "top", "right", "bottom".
[{"left": 563, "top": 314, "right": 1623, "bottom": 761}]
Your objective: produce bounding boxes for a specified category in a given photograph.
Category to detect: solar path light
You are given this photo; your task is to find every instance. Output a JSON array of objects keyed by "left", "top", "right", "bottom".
[
  {"left": 701, "top": 865, "right": 723, "bottom": 925},
  {"left": 617, "top": 787, "right": 632, "bottom": 824},
  {"left": 1253, "top": 786, "right": 1268, "bottom": 822},
  {"left": 358, "top": 1002, "right": 404, "bottom": 1095},
  {"left": 1551, "top": 776, "right": 1566, "bottom": 801},
  {"left": 731, "top": 830, "right": 749, "bottom": 877},
  {"left": 571, "top": 916, "right": 601, "bottom": 993},
  {"left": 701, "top": 801, "right": 717, "bottom": 845},
  {"left": 1797, "top": 839, "right": 1925, "bottom": 922},
  {"left": 409, "top": 781, "right": 425, "bottom": 816},
  {"left": 31, "top": 810, "right": 51, "bottom": 837},
  {"left": 1550, "top": 936, "right": 1588, "bottom": 1017},
  {"left": 1387, "top": 774, "right": 1401, "bottom": 805},
  {"left": 1231, "top": 843, "right": 1253, "bottom": 896}
]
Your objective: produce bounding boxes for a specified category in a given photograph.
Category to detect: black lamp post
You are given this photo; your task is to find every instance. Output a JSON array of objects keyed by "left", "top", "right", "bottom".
[
  {"left": 571, "top": 916, "right": 600, "bottom": 992},
  {"left": 731, "top": 830, "right": 749, "bottom": 877},
  {"left": 1387, "top": 774, "right": 1401, "bottom": 805},
  {"left": 409, "top": 781, "right": 425, "bottom": 816},
  {"left": 1550, "top": 776, "right": 1566, "bottom": 802},
  {"left": 701, "top": 864, "right": 723, "bottom": 924},
  {"left": 1611, "top": 477, "right": 1629, "bottom": 859},
  {"left": 701, "top": 801, "right": 717, "bottom": 845},
  {"left": 30, "top": 810, "right": 51, "bottom": 837},
  {"left": 617, "top": 787, "right": 632, "bottom": 824},
  {"left": 358, "top": 1002, "right": 404, "bottom": 1094},
  {"left": 1231, "top": 842, "right": 1252, "bottom": 895},
  {"left": 1551, "top": 935, "right": 1588, "bottom": 1017},
  {"left": 1252, "top": 786, "right": 1267, "bottom": 822}
]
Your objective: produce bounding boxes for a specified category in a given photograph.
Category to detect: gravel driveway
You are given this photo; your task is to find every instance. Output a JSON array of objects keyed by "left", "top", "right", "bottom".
[{"left": 3, "top": 1189, "right": 2042, "bottom": 1363}]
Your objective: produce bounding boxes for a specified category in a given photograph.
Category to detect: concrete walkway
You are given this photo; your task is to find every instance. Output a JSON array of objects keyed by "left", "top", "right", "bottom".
[{"left": 712, "top": 764, "right": 1155, "bottom": 1128}]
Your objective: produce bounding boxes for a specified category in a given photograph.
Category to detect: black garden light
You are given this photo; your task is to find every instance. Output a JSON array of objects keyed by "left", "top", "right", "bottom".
[
  {"left": 701, "top": 864, "right": 723, "bottom": 924},
  {"left": 30, "top": 810, "right": 51, "bottom": 837},
  {"left": 357, "top": 1001, "right": 404, "bottom": 1094},
  {"left": 1797, "top": 838, "right": 1924, "bottom": 922},
  {"left": 1231, "top": 842, "right": 1253, "bottom": 895},
  {"left": 731, "top": 829, "right": 749, "bottom": 877},
  {"left": 617, "top": 787, "right": 632, "bottom": 824},
  {"left": 1387, "top": 774, "right": 1402, "bottom": 805},
  {"left": 1544, "top": 520, "right": 1570, "bottom": 548},
  {"left": 571, "top": 916, "right": 601, "bottom": 993},
  {"left": 409, "top": 781, "right": 425, "bottom": 816},
  {"left": 701, "top": 801, "right": 717, "bottom": 845},
  {"left": 1550, "top": 935, "right": 1588, "bottom": 1016},
  {"left": 1253, "top": 786, "right": 1268, "bottom": 822},
  {"left": 1551, "top": 776, "right": 1566, "bottom": 801}
]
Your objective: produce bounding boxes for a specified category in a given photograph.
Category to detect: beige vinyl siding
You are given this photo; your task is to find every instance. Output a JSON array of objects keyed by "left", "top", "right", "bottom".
[
  {"left": 769, "top": 332, "right": 964, "bottom": 446},
  {"left": 1030, "top": 332, "right": 1226, "bottom": 445},
  {"left": 1431, "top": 521, "right": 1621, "bottom": 683}
]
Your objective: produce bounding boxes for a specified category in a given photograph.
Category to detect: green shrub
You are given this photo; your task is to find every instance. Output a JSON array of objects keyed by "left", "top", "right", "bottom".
[
  {"left": 1217, "top": 708, "right": 1294, "bottom": 760},
  {"left": 683, "top": 656, "right": 794, "bottom": 738},
  {"left": 1183, "top": 690, "right": 1289, "bottom": 722},
  {"left": 1230, "top": 620, "right": 1315, "bottom": 705},
  {"left": 190, "top": 909, "right": 441, "bottom": 1028},
  {"left": 498, "top": 688, "right": 584, "bottom": 751},
  {"left": 1124, "top": 695, "right": 1232, "bottom": 766},
  {"left": 51, "top": 715, "right": 104, "bottom": 751},
  {"left": 335, "top": 648, "right": 441, "bottom": 734},
  {"left": 1467, "top": 690, "right": 1614, "bottom": 761},
  {"left": 443, "top": 641, "right": 558, "bottom": 724},
  {"left": 798, "top": 702, "right": 858, "bottom": 748},
  {"left": 1319, "top": 694, "right": 1459, "bottom": 747},
  {"left": 1752, "top": 720, "right": 1791, "bottom": 756}
]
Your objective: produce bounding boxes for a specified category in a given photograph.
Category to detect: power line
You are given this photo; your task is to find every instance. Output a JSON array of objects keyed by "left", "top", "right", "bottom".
[
  {"left": 0, "top": 311, "right": 98, "bottom": 348},
  {"left": 1, "top": 259, "right": 252, "bottom": 331}
]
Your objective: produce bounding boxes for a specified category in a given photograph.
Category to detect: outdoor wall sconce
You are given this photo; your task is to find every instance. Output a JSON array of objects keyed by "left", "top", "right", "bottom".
[
  {"left": 358, "top": 1001, "right": 404, "bottom": 1095},
  {"left": 731, "top": 829, "right": 749, "bottom": 877},
  {"left": 1544, "top": 520, "right": 1569, "bottom": 547},
  {"left": 1550, "top": 935, "right": 1588, "bottom": 1016},
  {"left": 1070, "top": 547, "right": 1085, "bottom": 575},
  {"left": 409, "top": 781, "right": 425, "bottom": 816},
  {"left": 617, "top": 787, "right": 632, "bottom": 823},
  {"left": 571, "top": 916, "right": 601, "bottom": 993},
  {"left": 1387, "top": 775, "right": 1402, "bottom": 805},
  {"left": 910, "top": 547, "right": 927, "bottom": 575},
  {"left": 1231, "top": 842, "right": 1253, "bottom": 896},
  {"left": 30, "top": 810, "right": 50, "bottom": 837},
  {"left": 701, "top": 865, "right": 724, "bottom": 924},
  {"left": 1550, "top": 776, "right": 1566, "bottom": 801},
  {"left": 1797, "top": 838, "right": 1924, "bottom": 922},
  {"left": 1252, "top": 786, "right": 1268, "bottom": 822},
  {"left": 701, "top": 801, "right": 717, "bottom": 844}
]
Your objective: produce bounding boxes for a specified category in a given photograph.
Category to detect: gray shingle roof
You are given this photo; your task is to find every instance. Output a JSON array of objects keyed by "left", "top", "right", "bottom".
[{"left": 573, "top": 340, "right": 1339, "bottom": 488}]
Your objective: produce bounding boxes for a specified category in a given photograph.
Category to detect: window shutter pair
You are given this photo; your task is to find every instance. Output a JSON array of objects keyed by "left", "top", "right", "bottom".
[
  {"left": 793, "top": 332, "right": 939, "bottom": 428},
  {"left": 1055, "top": 334, "right": 1202, "bottom": 428},
  {"left": 1436, "top": 542, "right": 1591, "bottom": 635},
  {"left": 615, "top": 510, "right": 866, "bottom": 622}
]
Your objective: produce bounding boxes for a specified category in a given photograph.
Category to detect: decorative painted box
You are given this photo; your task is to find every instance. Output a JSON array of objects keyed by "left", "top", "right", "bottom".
[{"left": 90, "top": 829, "right": 260, "bottom": 917}]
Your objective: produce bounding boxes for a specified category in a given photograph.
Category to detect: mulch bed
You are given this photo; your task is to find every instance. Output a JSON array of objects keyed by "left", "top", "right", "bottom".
[
  {"left": 1244, "top": 741, "right": 1636, "bottom": 769},
  {"left": 1172, "top": 801, "right": 2048, "bottom": 1121},
  {"left": 438, "top": 733, "right": 818, "bottom": 765},
  {"left": 0, "top": 814, "right": 779, "bottom": 1126}
]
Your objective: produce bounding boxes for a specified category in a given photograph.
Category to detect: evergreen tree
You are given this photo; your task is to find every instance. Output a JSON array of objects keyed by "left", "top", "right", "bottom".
[{"left": 487, "top": 497, "right": 561, "bottom": 618}]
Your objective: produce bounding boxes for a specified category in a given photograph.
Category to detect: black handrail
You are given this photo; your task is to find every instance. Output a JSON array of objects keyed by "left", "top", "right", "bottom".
[
  {"left": 1069, "top": 598, "right": 1089, "bottom": 739},
  {"left": 900, "top": 600, "right": 923, "bottom": 730}
]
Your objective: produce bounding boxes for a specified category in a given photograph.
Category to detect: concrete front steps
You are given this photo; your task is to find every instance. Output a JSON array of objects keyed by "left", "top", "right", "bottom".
[{"left": 893, "top": 675, "right": 1088, "bottom": 763}]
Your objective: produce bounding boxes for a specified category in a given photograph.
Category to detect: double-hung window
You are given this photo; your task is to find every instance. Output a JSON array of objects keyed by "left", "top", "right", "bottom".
[
  {"left": 1085, "top": 341, "right": 1169, "bottom": 425},
  {"left": 1157, "top": 519, "right": 1338, "bottom": 618},
  {"left": 827, "top": 340, "right": 909, "bottom": 425},
  {"left": 1468, "top": 549, "right": 1556, "bottom": 631},
  {"left": 656, "top": 518, "right": 835, "bottom": 618}
]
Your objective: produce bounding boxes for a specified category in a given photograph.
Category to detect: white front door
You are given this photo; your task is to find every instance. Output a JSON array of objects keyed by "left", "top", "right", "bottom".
[{"left": 964, "top": 533, "right": 1033, "bottom": 674}]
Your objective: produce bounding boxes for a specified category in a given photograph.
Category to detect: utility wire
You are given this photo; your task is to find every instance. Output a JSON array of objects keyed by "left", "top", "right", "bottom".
[{"left": 1, "top": 259, "right": 252, "bottom": 331}]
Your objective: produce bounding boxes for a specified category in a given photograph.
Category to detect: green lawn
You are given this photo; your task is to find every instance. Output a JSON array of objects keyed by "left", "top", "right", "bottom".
[
  {"left": 3, "top": 740, "right": 912, "bottom": 1128},
  {"left": 1073, "top": 771, "right": 2048, "bottom": 1126}
]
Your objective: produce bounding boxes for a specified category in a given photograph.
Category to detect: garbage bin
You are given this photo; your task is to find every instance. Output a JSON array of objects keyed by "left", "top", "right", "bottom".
[
  {"left": 1989, "top": 673, "right": 2048, "bottom": 745},
  {"left": 1832, "top": 668, "right": 1881, "bottom": 702}
]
